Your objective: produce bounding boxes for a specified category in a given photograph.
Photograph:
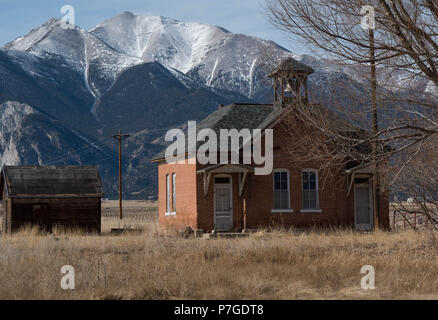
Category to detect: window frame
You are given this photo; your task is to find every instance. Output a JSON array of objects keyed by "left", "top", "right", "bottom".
[
  {"left": 165, "top": 174, "right": 171, "bottom": 216},
  {"left": 300, "top": 168, "right": 322, "bottom": 213},
  {"left": 171, "top": 173, "right": 176, "bottom": 215},
  {"left": 272, "top": 168, "right": 293, "bottom": 213}
]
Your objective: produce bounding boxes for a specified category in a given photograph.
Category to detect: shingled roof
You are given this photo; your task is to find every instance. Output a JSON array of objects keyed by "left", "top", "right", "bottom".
[
  {"left": 268, "top": 57, "right": 314, "bottom": 77},
  {"left": 151, "top": 103, "right": 283, "bottom": 161},
  {"left": 0, "top": 166, "right": 104, "bottom": 198}
]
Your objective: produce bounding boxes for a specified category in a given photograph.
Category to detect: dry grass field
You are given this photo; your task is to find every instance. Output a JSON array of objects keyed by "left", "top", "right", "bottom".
[{"left": 1, "top": 201, "right": 438, "bottom": 300}]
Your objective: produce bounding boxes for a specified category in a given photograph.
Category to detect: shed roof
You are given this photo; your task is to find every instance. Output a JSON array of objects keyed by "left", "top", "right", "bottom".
[{"left": 0, "top": 166, "right": 104, "bottom": 198}]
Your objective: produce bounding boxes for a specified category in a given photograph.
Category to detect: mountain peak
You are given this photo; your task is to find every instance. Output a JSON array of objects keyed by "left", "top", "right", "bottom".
[
  {"left": 5, "top": 18, "right": 66, "bottom": 51},
  {"left": 3, "top": 12, "right": 293, "bottom": 99}
]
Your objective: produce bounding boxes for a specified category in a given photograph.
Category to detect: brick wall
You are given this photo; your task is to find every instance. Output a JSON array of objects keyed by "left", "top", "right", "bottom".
[
  {"left": 156, "top": 112, "right": 390, "bottom": 232},
  {"left": 158, "top": 161, "right": 198, "bottom": 230}
]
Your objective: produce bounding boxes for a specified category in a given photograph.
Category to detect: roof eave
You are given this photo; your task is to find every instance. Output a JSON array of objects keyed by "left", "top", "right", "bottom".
[{"left": 7, "top": 194, "right": 105, "bottom": 199}]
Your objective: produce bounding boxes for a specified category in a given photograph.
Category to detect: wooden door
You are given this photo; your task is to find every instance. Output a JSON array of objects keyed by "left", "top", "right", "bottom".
[
  {"left": 214, "top": 177, "right": 233, "bottom": 232},
  {"left": 354, "top": 184, "right": 373, "bottom": 231},
  {"left": 32, "top": 204, "right": 48, "bottom": 231}
]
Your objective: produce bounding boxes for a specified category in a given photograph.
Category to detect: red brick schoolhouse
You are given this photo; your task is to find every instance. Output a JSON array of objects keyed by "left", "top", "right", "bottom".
[{"left": 151, "top": 58, "right": 390, "bottom": 233}]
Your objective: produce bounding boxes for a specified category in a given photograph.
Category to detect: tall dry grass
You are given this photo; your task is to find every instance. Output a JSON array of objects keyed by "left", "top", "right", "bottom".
[{"left": 1, "top": 201, "right": 438, "bottom": 299}]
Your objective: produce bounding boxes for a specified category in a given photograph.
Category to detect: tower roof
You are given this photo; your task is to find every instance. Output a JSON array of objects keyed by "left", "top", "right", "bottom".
[{"left": 268, "top": 57, "right": 314, "bottom": 77}]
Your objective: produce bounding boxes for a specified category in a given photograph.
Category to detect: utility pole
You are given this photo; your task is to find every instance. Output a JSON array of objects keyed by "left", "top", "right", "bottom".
[
  {"left": 369, "top": 27, "right": 380, "bottom": 231},
  {"left": 112, "top": 130, "right": 130, "bottom": 220}
]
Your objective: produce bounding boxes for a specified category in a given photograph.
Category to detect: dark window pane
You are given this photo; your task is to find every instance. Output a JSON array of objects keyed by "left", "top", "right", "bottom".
[
  {"left": 281, "top": 172, "right": 288, "bottom": 181},
  {"left": 273, "top": 171, "right": 290, "bottom": 209},
  {"left": 281, "top": 181, "right": 288, "bottom": 190},
  {"left": 303, "top": 177, "right": 309, "bottom": 190},
  {"left": 303, "top": 191, "right": 310, "bottom": 209},
  {"left": 215, "top": 177, "right": 230, "bottom": 184}
]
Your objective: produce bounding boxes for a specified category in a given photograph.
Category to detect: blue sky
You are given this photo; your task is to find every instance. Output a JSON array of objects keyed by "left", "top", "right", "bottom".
[{"left": 0, "top": 0, "right": 309, "bottom": 54}]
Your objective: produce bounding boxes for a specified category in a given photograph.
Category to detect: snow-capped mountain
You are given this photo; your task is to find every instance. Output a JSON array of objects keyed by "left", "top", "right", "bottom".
[
  {"left": 0, "top": 101, "right": 114, "bottom": 172},
  {"left": 89, "top": 12, "right": 291, "bottom": 99},
  {"left": 6, "top": 12, "right": 290, "bottom": 101},
  {"left": 0, "top": 11, "right": 393, "bottom": 198}
]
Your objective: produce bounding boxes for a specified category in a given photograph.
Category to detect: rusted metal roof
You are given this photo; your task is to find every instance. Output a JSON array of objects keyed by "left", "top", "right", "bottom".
[{"left": 0, "top": 166, "right": 104, "bottom": 198}]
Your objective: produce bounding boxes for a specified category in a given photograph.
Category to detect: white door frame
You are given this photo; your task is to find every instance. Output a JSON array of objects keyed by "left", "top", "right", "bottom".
[
  {"left": 213, "top": 174, "right": 233, "bottom": 232},
  {"left": 354, "top": 177, "right": 374, "bottom": 231}
]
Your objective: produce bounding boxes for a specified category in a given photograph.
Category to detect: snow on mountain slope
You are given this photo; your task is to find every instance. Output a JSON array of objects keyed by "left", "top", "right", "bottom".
[
  {"left": 90, "top": 11, "right": 230, "bottom": 73},
  {"left": 89, "top": 12, "right": 291, "bottom": 99},
  {"left": 8, "top": 11, "right": 430, "bottom": 103},
  {"left": 6, "top": 18, "right": 143, "bottom": 100},
  {"left": 0, "top": 101, "right": 115, "bottom": 187},
  {"left": 82, "top": 31, "right": 143, "bottom": 97},
  {"left": 6, "top": 19, "right": 86, "bottom": 71},
  {"left": 0, "top": 101, "right": 35, "bottom": 165},
  {"left": 5, "top": 12, "right": 293, "bottom": 101}
]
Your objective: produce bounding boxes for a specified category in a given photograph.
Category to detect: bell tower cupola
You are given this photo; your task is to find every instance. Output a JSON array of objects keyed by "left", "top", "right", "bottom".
[{"left": 268, "top": 57, "right": 314, "bottom": 106}]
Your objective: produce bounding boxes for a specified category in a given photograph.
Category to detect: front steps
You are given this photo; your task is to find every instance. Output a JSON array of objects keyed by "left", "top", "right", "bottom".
[{"left": 202, "top": 231, "right": 250, "bottom": 240}]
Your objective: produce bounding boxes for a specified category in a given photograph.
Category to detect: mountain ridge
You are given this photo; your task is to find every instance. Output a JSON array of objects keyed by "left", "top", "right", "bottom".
[{"left": 0, "top": 11, "right": 402, "bottom": 199}]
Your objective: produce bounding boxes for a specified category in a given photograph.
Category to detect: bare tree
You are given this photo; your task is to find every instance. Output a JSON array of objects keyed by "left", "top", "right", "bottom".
[
  {"left": 264, "top": 0, "right": 438, "bottom": 227},
  {"left": 265, "top": 0, "right": 438, "bottom": 153}
]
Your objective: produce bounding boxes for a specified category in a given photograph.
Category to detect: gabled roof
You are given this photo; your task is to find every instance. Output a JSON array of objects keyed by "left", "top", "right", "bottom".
[
  {"left": 151, "top": 103, "right": 283, "bottom": 161},
  {"left": 0, "top": 166, "right": 104, "bottom": 199}
]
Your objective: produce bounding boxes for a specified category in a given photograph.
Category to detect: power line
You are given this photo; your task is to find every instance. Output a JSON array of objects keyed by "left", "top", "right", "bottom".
[
  {"left": 40, "top": 136, "right": 114, "bottom": 165},
  {"left": 112, "top": 131, "right": 130, "bottom": 220}
]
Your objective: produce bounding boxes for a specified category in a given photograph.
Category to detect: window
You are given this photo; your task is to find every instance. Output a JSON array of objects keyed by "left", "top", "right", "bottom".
[
  {"left": 166, "top": 174, "right": 170, "bottom": 214},
  {"left": 172, "top": 173, "right": 176, "bottom": 213},
  {"left": 302, "top": 170, "right": 319, "bottom": 210},
  {"left": 215, "top": 177, "right": 230, "bottom": 184},
  {"left": 273, "top": 170, "right": 290, "bottom": 210}
]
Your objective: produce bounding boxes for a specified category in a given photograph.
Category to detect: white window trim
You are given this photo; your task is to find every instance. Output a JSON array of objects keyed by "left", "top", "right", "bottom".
[
  {"left": 172, "top": 173, "right": 176, "bottom": 215},
  {"left": 272, "top": 209, "right": 294, "bottom": 213},
  {"left": 166, "top": 174, "right": 170, "bottom": 215},
  {"left": 301, "top": 168, "right": 320, "bottom": 211},
  {"left": 165, "top": 174, "right": 176, "bottom": 216},
  {"left": 300, "top": 209, "right": 322, "bottom": 213},
  {"left": 272, "top": 168, "right": 291, "bottom": 211}
]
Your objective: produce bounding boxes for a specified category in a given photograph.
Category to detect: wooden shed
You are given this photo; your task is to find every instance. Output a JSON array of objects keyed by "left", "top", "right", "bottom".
[{"left": 0, "top": 166, "right": 104, "bottom": 234}]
